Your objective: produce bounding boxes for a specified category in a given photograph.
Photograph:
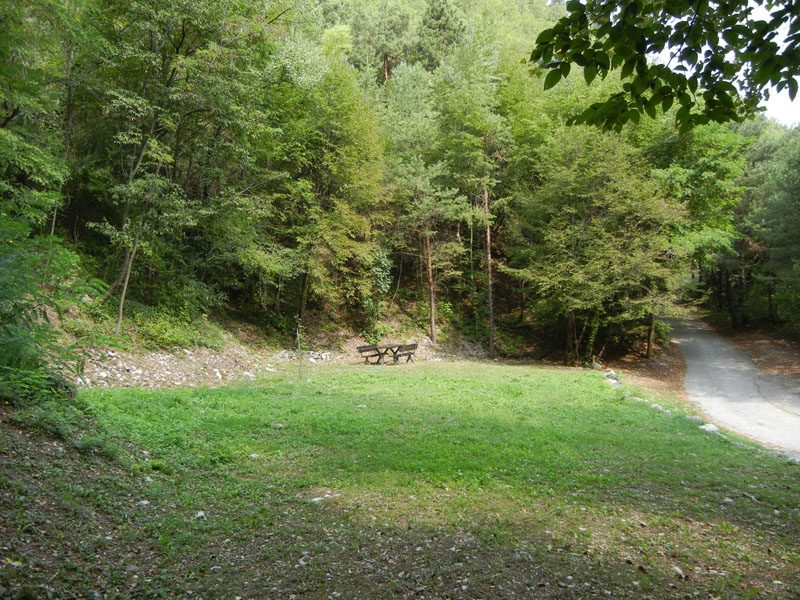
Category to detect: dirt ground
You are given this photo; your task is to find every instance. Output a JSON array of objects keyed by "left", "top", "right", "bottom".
[
  {"left": 721, "top": 327, "right": 800, "bottom": 378},
  {"left": 607, "top": 344, "right": 689, "bottom": 402}
]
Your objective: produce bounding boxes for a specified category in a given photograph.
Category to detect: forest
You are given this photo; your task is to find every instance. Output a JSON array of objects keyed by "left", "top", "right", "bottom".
[{"left": 3, "top": 0, "right": 800, "bottom": 395}]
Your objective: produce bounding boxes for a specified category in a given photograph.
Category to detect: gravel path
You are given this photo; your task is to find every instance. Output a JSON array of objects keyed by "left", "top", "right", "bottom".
[{"left": 671, "top": 318, "right": 800, "bottom": 459}]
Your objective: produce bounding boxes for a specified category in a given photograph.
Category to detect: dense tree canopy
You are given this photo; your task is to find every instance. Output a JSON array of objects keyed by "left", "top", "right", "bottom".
[
  {"left": 531, "top": 1, "right": 800, "bottom": 132},
  {"left": 2, "top": 0, "right": 798, "bottom": 397}
]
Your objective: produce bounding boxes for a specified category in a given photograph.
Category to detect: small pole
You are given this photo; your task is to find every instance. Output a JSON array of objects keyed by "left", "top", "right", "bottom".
[{"left": 296, "top": 325, "right": 303, "bottom": 382}]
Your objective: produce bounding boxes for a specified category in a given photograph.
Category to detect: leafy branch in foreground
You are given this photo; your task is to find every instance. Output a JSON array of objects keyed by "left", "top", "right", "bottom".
[{"left": 531, "top": 0, "right": 800, "bottom": 133}]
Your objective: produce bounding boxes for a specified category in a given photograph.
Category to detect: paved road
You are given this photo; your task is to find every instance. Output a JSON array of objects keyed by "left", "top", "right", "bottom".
[{"left": 671, "top": 319, "right": 800, "bottom": 459}]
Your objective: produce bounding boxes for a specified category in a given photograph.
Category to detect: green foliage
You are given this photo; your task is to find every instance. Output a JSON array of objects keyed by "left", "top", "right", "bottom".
[
  {"left": 414, "top": 0, "right": 464, "bottom": 71},
  {"left": 131, "top": 309, "right": 226, "bottom": 351},
  {"left": 503, "top": 126, "right": 685, "bottom": 360},
  {"left": 4, "top": 0, "right": 795, "bottom": 358},
  {"left": 350, "top": 0, "right": 414, "bottom": 81},
  {"left": 0, "top": 0, "right": 104, "bottom": 400},
  {"left": 531, "top": 1, "right": 800, "bottom": 132}
]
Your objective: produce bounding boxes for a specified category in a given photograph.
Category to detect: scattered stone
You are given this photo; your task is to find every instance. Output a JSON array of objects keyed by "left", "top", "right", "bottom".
[
  {"left": 137, "top": 500, "right": 150, "bottom": 506},
  {"left": 213, "top": 368, "right": 222, "bottom": 380},
  {"left": 125, "top": 565, "right": 140, "bottom": 573},
  {"left": 685, "top": 415, "right": 704, "bottom": 423},
  {"left": 242, "top": 371, "right": 254, "bottom": 379},
  {"left": 210, "top": 566, "right": 221, "bottom": 573},
  {"left": 622, "top": 391, "right": 632, "bottom": 397},
  {"left": 700, "top": 423, "right": 721, "bottom": 434},
  {"left": 722, "top": 497, "right": 734, "bottom": 504},
  {"left": 195, "top": 511, "right": 206, "bottom": 520},
  {"left": 605, "top": 370, "right": 617, "bottom": 379},
  {"left": 144, "top": 476, "right": 153, "bottom": 483},
  {"left": 672, "top": 566, "right": 685, "bottom": 579},
  {"left": 272, "top": 423, "right": 285, "bottom": 429},
  {"left": 356, "top": 404, "right": 367, "bottom": 408},
  {"left": 249, "top": 453, "right": 259, "bottom": 459}
]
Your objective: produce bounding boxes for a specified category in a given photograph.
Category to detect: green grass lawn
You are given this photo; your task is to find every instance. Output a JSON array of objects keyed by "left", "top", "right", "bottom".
[{"left": 2, "top": 361, "right": 799, "bottom": 599}]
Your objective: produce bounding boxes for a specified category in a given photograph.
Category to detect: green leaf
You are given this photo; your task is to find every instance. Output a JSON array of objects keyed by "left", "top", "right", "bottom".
[
  {"left": 544, "top": 69, "right": 562, "bottom": 90},
  {"left": 584, "top": 64, "right": 598, "bottom": 85},
  {"left": 644, "top": 96, "right": 658, "bottom": 119},
  {"left": 621, "top": 58, "right": 636, "bottom": 80},
  {"left": 536, "top": 29, "right": 556, "bottom": 45}
]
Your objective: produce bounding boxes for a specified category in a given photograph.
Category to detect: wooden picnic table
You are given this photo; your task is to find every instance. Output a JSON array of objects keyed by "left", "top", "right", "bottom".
[{"left": 357, "top": 343, "right": 417, "bottom": 365}]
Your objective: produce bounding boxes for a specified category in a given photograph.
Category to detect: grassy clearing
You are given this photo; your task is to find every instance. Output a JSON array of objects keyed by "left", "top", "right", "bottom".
[{"left": 1, "top": 362, "right": 799, "bottom": 599}]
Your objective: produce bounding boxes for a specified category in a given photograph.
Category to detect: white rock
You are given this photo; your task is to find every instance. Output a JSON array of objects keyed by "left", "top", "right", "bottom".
[
  {"left": 137, "top": 500, "right": 150, "bottom": 506},
  {"left": 672, "top": 566, "right": 684, "bottom": 578},
  {"left": 249, "top": 453, "right": 259, "bottom": 459},
  {"left": 356, "top": 404, "right": 367, "bottom": 408},
  {"left": 195, "top": 511, "right": 206, "bottom": 519},
  {"left": 700, "top": 423, "right": 721, "bottom": 434},
  {"left": 213, "top": 368, "right": 222, "bottom": 380},
  {"left": 243, "top": 372, "right": 254, "bottom": 379}
]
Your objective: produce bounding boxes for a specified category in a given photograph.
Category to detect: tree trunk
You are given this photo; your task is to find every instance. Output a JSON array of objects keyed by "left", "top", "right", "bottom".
[
  {"left": 114, "top": 221, "right": 142, "bottom": 335},
  {"left": 714, "top": 268, "right": 723, "bottom": 309},
  {"left": 725, "top": 268, "right": 737, "bottom": 327},
  {"left": 383, "top": 55, "right": 390, "bottom": 83},
  {"left": 424, "top": 234, "right": 436, "bottom": 344},
  {"left": 646, "top": 312, "right": 656, "bottom": 359},
  {"left": 566, "top": 310, "right": 576, "bottom": 361},
  {"left": 483, "top": 184, "right": 494, "bottom": 359},
  {"left": 98, "top": 252, "right": 128, "bottom": 306},
  {"left": 768, "top": 285, "right": 776, "bottom": 323},
  {"left": 297, "top": 271, "right": 310, "bottom": 326}
]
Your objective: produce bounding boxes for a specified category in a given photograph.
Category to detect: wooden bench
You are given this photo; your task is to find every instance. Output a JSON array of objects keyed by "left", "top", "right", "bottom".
[
  {"left": 357, "top": 344, "right": 382, "bottom": 364},
  {"left": 391, "top": 343, "right": 417, "bottom": 364},
  {"left": 357, "top": 343, "right": 418, "bottom": 365}
]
